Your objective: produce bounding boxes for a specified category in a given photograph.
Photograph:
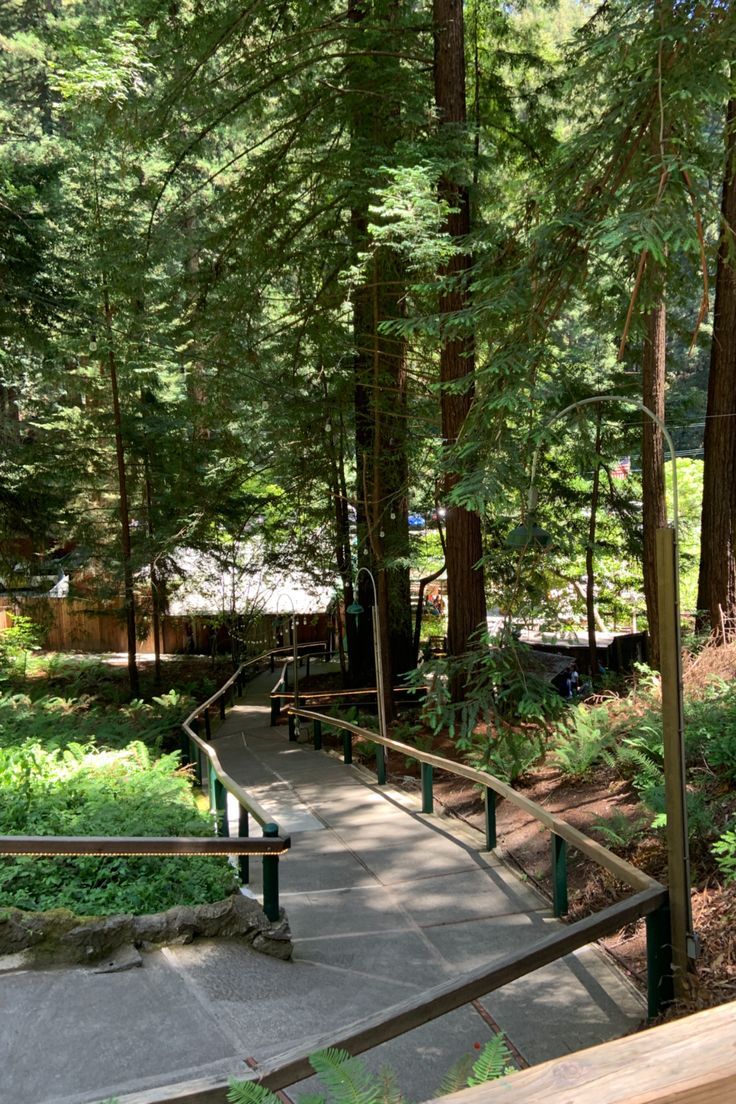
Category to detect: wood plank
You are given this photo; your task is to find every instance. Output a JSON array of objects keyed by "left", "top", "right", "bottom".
[
  {"left": 422, "top": 1000, "right": 736, "bottom": 1104},
  {"left": 0, "top": 834, "right": 290, "bottom": 855},
  {"left": 290, "top": 707, "right": 658, "bottom": 892}
]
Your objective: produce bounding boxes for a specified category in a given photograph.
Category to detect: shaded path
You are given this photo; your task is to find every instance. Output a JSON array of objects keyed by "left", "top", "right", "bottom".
[{"left": 0, "top": 662, "right": 644, "bottom": 1104}]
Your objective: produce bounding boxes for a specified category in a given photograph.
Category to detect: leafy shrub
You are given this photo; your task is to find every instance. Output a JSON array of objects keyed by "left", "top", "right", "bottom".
[
  {"left": 712, "top": 828, "right": 736, "bottom": 882},
  {"left": 592, "top": 811, "right": 648, "bottom": 850},
  {"left": 407, "top": 635, "right": 563, "bottom": 754},
  {"left": 0, "top": 741, "right": 237, "bottom": 914},
  {"left": 0, "top": 616, "right": 42, "bottom": 678},
  {"left": 551, "top": 706, "right": 615, "bottom": 778}
]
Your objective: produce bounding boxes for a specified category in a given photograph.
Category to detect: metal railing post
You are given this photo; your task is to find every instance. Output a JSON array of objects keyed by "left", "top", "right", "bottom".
[
  {"left": 262, "top": 822, "right": 280, "bottom": 922},
  {"left": 313, "top": 719, "right": 322, "bottom": 751},
  {"left": 204, "top": 710, "right": 212, "bottom": 740},
  {"left": 485, "top": 789, "right": 497, "bottom": 851},
  {"left": 214, "top": 778, "right": 228, "bottom": 836},
  {"left": 270, "top": 696, "right": 279, "bottom": 726},
  {"left": 219, "top": 694, "right": 226, "bottom": 720},
  {"left": 288, "top": 713, "right": 296, "bottom": 741},
  {"left": 375, "top": 744, "right": 386, "bottom": 785},
  {"left": 552, "top": 834, "right": 568, "bottom": 917},
  {"left": 239, "top": 806, "right": 250, "bottom": 884},
  {"left": 647, "top": 898, "right": 675, "bottom": 1018},
  {"left": 343, "top": 731, "right": 352, "bottom": 765},
  {"left": 421, "top": 763, "right": 433, "bottom": 813}
]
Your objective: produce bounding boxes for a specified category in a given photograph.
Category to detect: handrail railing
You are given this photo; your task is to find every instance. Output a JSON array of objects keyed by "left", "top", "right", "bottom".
[
  {"left": 289, "top": 703, "right": 671, "bottom": 1020},
  {"left": 289, "top": 706, "right": 658, "bottom": 894},
  {"left": 180, "top": 649, "right": 294, "bottom": 919}
]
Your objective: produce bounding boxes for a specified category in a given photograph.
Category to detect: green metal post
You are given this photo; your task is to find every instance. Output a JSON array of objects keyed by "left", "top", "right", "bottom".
[
  {"left": 207, "top": 761, "right": 216, "bottom": 814},
  {"left": 646, "top": 899, "right": 674, "bottom": 1018},
  {"left": 552, "top": 834, "right": 568, "bottom": 917},
  {"left": 204, "top": 710, "right": 212, "bottom": 740},
  {"left": 214, "top": 778, "right": 228, "bottom": 837},
  {"left": 262, "top": 822, "right": 280, "bottom": 922},
  {"left": 313, "top": 719, "right": 322, "bottom": 750},
  {"left": 238, "top": 807, "right": 250, "bottom": 884},
  {"left": 288, "top": 714, "right": 296, "bottom": 741},
  {"left": 219, "top": 694, "right": 226, "bottom": 720},
  {"left": 180, "top": 731, "right": 189, "bottom": 766},
  {"left": 485, "top": 789, "right": 497, "bottom": 851},
  {"left": 343, "top": 731, "right": 352, "bottom": 764},
  {"left": 421, "top": 763, "right": 433, "bottom": 813},
  {"left": 376, "top": 745, "right": 386, "bottom": 785},
  {"left": 270, "top": 696, "right": 279, "bottom": 726}
]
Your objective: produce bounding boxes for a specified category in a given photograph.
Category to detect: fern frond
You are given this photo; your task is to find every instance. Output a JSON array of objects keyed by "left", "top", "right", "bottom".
[
  {"left": 377, "top": 1068, "right": 405, "bottom": 1104},
  {"left": 466, "top": 1035, "right": 514, "bottom": 1086},
  {"left": 436, "top": 1053, "right": 475, "bottom": 1095},
  {"left": 309, "top": 1048, "right": 381, "bottom": 1104},
  {"left": 227, "top": 1080, "right": 282, "bottom": 1104}
]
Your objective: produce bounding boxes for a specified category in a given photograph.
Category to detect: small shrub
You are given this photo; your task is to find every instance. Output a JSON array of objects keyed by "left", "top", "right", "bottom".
[
  {"left": 551, "top": 706, "right": 614, "bottom": 778},
  {"left": 712, "top": 827, "right": 736, "bottom": 882},
  {"left": 592, "top": 811, "right": 648, "bottom": 850}
]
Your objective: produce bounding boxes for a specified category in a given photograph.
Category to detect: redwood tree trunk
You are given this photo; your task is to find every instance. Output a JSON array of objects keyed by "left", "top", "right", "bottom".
[
  {"left": 103, "top": 291, "right": 139, "bottom": 698},
  {"left": 433, "top": 0, "right": 486, "bottom": 675},
  {"left": 642, "top": 298, "right": 667, "bottom": 670},
  {"left": 697, "top": 97, "right": 736, "bottom": 634},
  {"left": 348, "top": 0, "right": 413, "bottom": 704}
]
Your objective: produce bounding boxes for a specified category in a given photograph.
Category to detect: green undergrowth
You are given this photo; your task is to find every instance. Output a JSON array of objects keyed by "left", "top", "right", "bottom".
[
  {"left": 0, "top": 740, "right": 237, "bottom": 914},
  {"left": 0, "top": 651, "right": 238, "bottom": 916},
  {"left": 227, "top": 1037, "right": 514, "bottom": 1104},
  {"left": 545, "top": 665, "right": 736, "bottom": 879}
]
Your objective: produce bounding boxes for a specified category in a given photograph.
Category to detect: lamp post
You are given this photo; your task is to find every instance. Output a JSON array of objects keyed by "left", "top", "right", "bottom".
[
  {"left": 508, "top": 394, "right": 695, "bottom": 996},
  {"left": 347, "top": 567, "right": 388, "bottom": 772},
  {"left": 276, "top": 594, "right": 299, "bottom": 736}
]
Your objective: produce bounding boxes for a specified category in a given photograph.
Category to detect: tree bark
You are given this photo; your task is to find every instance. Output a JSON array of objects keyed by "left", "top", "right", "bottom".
[
  {"left": 103, "top": 290, "right": 140, "bottom": 698},
  {"left": 586, "top": 413, "right": 602, "bottom": 677},
  {"left": 697, "top": 97, "right": 736, "bottom": 635},
  {"left": 641, "top": 298, "right": 667, "bottom": 670},
  {"left": 433, "top": 0, "right": 486, "bottom": 679},
  {"left": 348, "top": 0, "right": 413, "bottom": 706}
]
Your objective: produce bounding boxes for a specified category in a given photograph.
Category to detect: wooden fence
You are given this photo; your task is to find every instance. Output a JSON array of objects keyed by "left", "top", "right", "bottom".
[{"left": 0, "top": 598, "right": 281, "bottom": 657}]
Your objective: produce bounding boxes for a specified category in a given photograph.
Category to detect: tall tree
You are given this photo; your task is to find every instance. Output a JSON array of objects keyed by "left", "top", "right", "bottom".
[
  {"left": 433, "top": 0, "right": 486, "bottom": 677},
  {"left": 697, "top": 94, "right": 736, "bottom": 635}
]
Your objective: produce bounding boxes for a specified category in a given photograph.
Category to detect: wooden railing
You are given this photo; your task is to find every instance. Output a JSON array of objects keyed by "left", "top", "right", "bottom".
[
  {"left": 180, "top": 650, "right": 294, "bottom": 919},
  {"left": 288, "top": 704, "right": 672, "bottom": 1016}
]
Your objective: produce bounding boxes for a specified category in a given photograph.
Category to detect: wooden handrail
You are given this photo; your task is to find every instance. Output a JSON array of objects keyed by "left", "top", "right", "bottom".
[
  {"left": 182, "top": 650, "right": 274, "bottom": 826},
  {"left": 0, "top": 835, "right": 291, "bottom": 856},
  {"left": 290, "top": 707, "right": 658, "bottom": 893}
]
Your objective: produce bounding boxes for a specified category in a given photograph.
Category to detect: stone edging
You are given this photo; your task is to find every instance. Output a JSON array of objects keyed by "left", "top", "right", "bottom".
[{"left": 0, "top": 892, "right": 292, "bottom": 967}]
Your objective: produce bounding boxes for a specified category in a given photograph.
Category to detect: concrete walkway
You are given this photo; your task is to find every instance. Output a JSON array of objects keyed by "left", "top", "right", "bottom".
[{"left": 0, "top": 664, "right": 645, "bottom": 1104}]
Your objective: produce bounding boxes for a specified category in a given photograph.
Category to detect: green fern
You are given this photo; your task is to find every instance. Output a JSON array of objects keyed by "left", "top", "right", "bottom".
[
  {"left": 436, "top": 1054, "right": 475, "bottom": 1095},
  {"left": 466, "top": 1035, "right": 515, "bottom": 1086},
  {"left": 227, "top": 1082, "right": 283, "bottom": 1104},
  {"left": 308, "top": 1048, "right": 382, "bottom": 1104}
]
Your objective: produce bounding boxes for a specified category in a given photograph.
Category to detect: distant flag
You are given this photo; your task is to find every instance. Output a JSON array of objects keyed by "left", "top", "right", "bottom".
[{"left": 611, "top": 456, "right": 631, "bottom": 479}]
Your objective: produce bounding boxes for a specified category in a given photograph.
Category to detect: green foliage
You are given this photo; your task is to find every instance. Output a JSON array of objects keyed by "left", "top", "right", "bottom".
[
  {"left": 551, "top": 706, "right": 615, "bottom": 778},
  {"left": 0, "top": 616, "right": 42, "bottom": 678},
  {"left": 712, "top": 828, "right": 736, "bottom": 883},
  {"left": 0, "top": 740, "right": 236, "bottom": 914},
  {"left": 592, "top": 811, "right": 648, "bottom": 851},
  {"left": 228, "top": 1037, "right": 514, "bottom": 1104}
]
